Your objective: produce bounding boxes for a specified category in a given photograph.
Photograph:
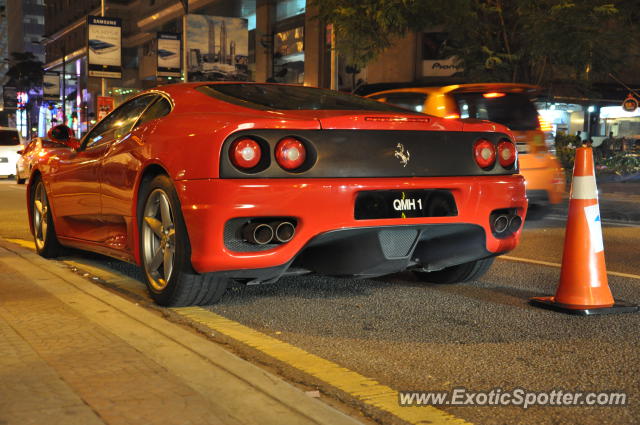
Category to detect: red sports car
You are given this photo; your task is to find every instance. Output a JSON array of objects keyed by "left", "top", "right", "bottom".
[{"left": 28, "top": 83, "right": 527, "bottom": 306}]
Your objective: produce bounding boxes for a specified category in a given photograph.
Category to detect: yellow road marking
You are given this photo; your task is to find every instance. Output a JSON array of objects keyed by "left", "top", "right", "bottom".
[
  {"left": 500, "top": 255, "right": 640, "bottom": 280},
  {"left": 173, "top": 307, "right": 471, "bottom": 425},
  {"left": 6, "top": 238, "right": 34, "bottom": 249}
]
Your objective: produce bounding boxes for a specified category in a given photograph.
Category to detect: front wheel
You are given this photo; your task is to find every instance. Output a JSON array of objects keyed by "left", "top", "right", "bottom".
[
  {"left": 31, "top": 178, "right": 63, "bottom": 258},
  {"left": 413, "top": 257, "right": 495, "bottom": 284},
  {"left": 138, "top": 174, "right": 229, "bottom": 306}
]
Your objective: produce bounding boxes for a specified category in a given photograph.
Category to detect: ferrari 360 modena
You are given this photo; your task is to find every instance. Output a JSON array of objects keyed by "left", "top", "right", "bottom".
[{"left": 28, "top": 83, "right": 527, "bottom": 306}]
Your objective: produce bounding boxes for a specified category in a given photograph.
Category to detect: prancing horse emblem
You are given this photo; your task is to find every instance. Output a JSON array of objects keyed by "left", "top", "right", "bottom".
[{"left": 394, "top": 143, "right": 410, "bottom": 167}]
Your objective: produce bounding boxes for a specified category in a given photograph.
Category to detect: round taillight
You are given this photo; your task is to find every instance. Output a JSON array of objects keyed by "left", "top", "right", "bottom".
[
  {"left": 473, "top": 139, "right": 496, "bottom": 169},
  {"left": 230, "top": 138, "right": 261, "bottom": 169},
  {"left": 497, "top": 140, "right": 517, "bottom": 168},
  {"left": 275, "top": 137, "right": 306, "bottom": 171}
]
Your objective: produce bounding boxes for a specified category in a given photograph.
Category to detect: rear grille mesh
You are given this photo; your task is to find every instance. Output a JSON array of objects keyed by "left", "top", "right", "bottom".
[{"left": 378, "top": 229, "right": 419, "bottom": 258}]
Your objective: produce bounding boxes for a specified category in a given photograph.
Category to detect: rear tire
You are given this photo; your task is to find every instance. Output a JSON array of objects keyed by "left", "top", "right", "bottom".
[
  {"left": 16, "top": 168, "right": 25, "bottom": 184},
  {"left": 138, "top": 174, "right": 229, "bottom": 306},
  {"left": 31, "top": 178, "right": 63, "bottom": 258},
  {"left": 413, "top": 257, "right": 495, "bottom": 284}
]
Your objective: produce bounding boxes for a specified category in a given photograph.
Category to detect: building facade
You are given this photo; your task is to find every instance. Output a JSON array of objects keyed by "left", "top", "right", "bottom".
[
  {"left": 40, "top": 1, "right": 640, "bottom": 141},
  {"left": 42, "top": 0, "right": 334, "bottom": 136},
  {"left": 7, "top": 0, "right": 45, "bottom": 63},
  {"left": 4, "top": 0, "right": 45, "bottom": 136},
  {"left": 0, "top": 0, "right": 11, "bottom": 125}
]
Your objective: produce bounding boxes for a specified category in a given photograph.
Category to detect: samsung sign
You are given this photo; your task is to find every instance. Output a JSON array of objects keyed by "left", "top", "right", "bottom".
[
  {"left": 157, "top": 32, "right": 181, "bottom": 78},
  {"left": 87, "top": 15, "right": 122, "bottom": 79},
  {"left": 422, "top": 57, "right": 463, "bottom": 77}
]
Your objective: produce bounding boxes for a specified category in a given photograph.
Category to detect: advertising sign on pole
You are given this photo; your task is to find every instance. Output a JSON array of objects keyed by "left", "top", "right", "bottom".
[
  {"left": 3, "top": 87, "right": 17, "bottom": 109},
  {"left": 186, "top": 15, "right": 248, "bottom": 81},
  {"left": 157, "top": 32, "right": 182, "bottom": 78},
  {"left": 97, "top": 96, "right": 115, "bottom": 121},
  {"left": 88, "top": 16, "right": 122, "bottom": 79},
  {"left": 43, "top": 71, "right": 60, "bottom": 101}
]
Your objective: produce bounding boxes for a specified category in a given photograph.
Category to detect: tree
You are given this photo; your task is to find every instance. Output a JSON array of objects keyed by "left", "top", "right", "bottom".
[
  {"left": 6, "top": 52, "right": 44, "bottom": 92},
  {"left": 313, "top": 0, "right": 636, "bottom": 89}
]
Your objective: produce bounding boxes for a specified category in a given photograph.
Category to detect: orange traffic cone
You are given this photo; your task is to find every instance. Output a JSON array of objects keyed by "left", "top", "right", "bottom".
[{"left": 530, "top": 146, "right": 638, "bottom": 315}]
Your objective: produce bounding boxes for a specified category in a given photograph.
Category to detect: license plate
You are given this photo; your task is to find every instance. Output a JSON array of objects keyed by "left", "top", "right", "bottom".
[{"left": 354, "top": 190, "right": 457, "bottom": 220}]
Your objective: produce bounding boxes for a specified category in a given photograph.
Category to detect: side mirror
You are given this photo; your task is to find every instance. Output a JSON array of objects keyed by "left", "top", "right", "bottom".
[
  {"left": 48, "top": 124, "right": 80, "bottom": 150},
  {"left": 65, "top": 139, "right": 81, "bottom": 150}
]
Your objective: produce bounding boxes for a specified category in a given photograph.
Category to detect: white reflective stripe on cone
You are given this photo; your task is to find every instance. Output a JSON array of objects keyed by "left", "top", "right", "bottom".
[
  {"left": 584, "top": 204, "right": 605, "bottom": 253},
  {"left": 570, "top": 176, "right": 598, "bottom": 200}
]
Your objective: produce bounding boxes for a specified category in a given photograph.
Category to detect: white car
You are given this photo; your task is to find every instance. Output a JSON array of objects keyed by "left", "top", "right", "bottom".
[{"left": 0, "top": 127, "right": 23, "bottom": 178}]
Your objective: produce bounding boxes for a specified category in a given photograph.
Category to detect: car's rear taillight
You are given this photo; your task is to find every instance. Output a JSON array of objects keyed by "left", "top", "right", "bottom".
[
  {"left": 275, "top": 137, "right": 306, "bottom": 171},
  {"left": 538, "top": 115, "right": 553, "bottom": 132},
  {"left": 497, "top": 139, "right": 517, "bottom": 168},
  {"left": 230, "top": 138, "right": 262, "bottom": 169},
  {"left": 483, "top": 92, "right": 506, "bottom": 98},
  {"left": 473, "top": 139, "right": 496, "bottom": 169}
]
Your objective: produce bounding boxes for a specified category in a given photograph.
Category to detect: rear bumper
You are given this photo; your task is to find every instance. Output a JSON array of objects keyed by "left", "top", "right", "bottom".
[
  {"left": 176, "top": 176, "right": 527, "bottom": 276},
  {"left": 0, "top": 160, "right": 17, "bottom": 176},
  {"left": 520, "top": 156, "right": 565, "bottom": 205}
]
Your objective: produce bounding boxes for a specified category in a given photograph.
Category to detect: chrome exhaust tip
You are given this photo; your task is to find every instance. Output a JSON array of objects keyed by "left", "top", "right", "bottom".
[
  {"left": 493, "top": 215, "right": 510, "bottom": 233},
  {"left": 272, "top": 221, "right": 296, "bottom": 243},
  {"left": 508, "top": 215, "right": 523, "bottom": 233},
  {"left": 243, "top": 222, "right": 274, "bottom": 245}
]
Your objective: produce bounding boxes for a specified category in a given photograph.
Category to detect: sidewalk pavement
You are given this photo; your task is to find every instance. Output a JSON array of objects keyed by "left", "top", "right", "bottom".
[{"left": 0, "top": 238, "right": 363, "bottom": 425}]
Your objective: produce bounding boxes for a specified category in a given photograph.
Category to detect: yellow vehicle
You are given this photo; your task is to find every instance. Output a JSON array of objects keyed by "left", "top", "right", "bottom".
[{"left": 366, "top": 84, "right": 565, "bottom": 212}]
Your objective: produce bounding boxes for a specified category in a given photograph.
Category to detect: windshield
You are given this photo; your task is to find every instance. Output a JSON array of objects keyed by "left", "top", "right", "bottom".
[
  {"left": 453, "top": 92, "right": 539, "bottom": 131},
  {"left": 0, "top": 130, "right": 20, "bottom": 146},
  {"left": 196, "top": 84, "right": 416, "bottom": 113}
]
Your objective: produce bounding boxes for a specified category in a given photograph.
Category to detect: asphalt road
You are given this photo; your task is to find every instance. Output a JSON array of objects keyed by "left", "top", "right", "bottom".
[{"left": 1, "top": 177, "right": 639, "bottom": 425}]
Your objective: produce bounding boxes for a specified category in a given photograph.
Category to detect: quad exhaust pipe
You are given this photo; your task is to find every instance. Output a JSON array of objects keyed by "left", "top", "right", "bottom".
[
  {"left": 242, "top": 220, "right": 296, "bottom": 245},
  {"left": 490, "top": 210, "right": 522, "bottom": 237},
  {"left": 493, "top": 214, "right": 510, "bottom": 234},
  {"left": 243, "top": 223, "right": 274, "bottom": 245},
  {"left": 271, "top": 221, "right": 296, "bottom": 243}
]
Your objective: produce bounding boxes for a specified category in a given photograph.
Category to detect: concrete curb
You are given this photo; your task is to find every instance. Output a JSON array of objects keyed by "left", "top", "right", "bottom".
[{"left": 0, "top": 238, "right": 363, "bottom": 425}]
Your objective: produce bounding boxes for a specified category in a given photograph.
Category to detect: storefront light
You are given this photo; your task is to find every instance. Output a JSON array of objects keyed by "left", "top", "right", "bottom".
[{"left": 600, "top": 106, "right": 640, "bottom": 119}]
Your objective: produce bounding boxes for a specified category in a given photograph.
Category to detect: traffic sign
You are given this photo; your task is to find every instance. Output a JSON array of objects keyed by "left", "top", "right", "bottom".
[{"left": 622, "top": 95, "right": 638, "bottom": 112}]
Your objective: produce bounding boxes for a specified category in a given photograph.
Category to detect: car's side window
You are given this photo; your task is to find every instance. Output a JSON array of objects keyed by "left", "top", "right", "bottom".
[
  {"left": 84, "top": 94, "right": 158, "bottom": 149},
  {"left": 368, "top": 95, "right": 387, "bottom": 103},
  {"left": 383, "top": 93, "right": 427, "bottom": 113},
  {"left": 136, "top": 97, "right": 172, "bottom": 128}
]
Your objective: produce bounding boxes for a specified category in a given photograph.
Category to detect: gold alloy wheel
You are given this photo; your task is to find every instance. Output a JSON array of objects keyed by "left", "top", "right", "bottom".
[
  {"left": 33, "top": 182, "right": 49, "bottom": 251},
  {"left": 142, "top": 188, "right": 176, "bottom": 291}
]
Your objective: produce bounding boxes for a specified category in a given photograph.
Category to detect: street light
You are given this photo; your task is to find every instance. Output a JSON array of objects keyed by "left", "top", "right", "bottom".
[{"left": 587, "top": 105, "right": 596, "bottom": 139}]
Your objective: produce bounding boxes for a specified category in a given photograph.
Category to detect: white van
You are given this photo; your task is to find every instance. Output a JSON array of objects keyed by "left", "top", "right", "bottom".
[{"left": 0, "top": 127, "right": 23, "bottom": 177}]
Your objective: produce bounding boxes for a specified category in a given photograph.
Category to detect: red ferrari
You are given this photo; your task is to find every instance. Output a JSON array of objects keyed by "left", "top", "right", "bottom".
[{"left": 28, "top": 83, "right": 527, "bottom": 306}]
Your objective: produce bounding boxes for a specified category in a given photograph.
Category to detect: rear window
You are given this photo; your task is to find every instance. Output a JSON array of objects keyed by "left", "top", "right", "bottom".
[
  {"left": 453, "top": 93, "right": 539, "bottom": 131},
  {"left": 196, "top": 84, "right": 415, "bottom": 113},
  {"left": 0, "top": 130, "right": 20, "bottom": 146}
]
